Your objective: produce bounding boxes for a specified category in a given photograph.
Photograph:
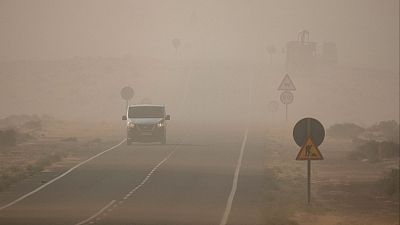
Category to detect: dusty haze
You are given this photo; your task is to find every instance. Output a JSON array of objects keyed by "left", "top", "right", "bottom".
[{"left": 0, "top": 0, "right": 398, "bottom": 126}]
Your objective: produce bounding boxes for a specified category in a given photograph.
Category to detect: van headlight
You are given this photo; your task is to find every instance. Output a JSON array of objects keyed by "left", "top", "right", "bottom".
[
  {"left": 157, "top": 122, "right": 165, "bottom": 127},
  {"left": 128, "top": 122, "right": 135, "bottom": 128}
]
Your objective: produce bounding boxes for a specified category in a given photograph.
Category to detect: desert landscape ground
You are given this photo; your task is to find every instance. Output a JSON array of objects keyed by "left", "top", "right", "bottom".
[{"left": 0, "top": 1, "right": 398, "bottom": 224}]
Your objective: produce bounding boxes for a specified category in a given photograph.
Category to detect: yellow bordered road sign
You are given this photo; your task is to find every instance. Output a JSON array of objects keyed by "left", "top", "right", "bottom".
[{"left": 296, "top": 137, "right": 324, "bottom": 160}]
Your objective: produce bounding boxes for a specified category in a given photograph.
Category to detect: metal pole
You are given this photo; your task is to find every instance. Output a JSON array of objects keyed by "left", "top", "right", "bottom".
[
  {"left": 285, "top": 104, "right": 288, "bottom": 121},
  {"left": 308, "top": 158, "right": 311, "bottom": 204},
  {"left": 126, "top": 100, "right": 129, "bottom": 112},
  {"left": 306, "top": 118, "right": 311, "bottom": 204}
]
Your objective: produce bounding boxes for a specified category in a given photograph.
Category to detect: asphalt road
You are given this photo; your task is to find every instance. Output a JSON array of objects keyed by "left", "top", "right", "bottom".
[
  {"left": 0, "top": 124, "right": 267, "bottom": 225},
  {"left": 0, "top": 68, "right": 269, "bottom": 225}
]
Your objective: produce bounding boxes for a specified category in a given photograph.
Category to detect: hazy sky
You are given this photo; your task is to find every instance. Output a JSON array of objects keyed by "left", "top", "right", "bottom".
[{"left": 0, "top": 0, "right": 398, "bottom": 71}]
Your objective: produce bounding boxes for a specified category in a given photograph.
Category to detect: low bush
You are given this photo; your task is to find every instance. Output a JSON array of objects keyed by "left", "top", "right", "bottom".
[
  {"left": 348, "top": 140, "right": 399, "bottom": 162},
  {"left": 0, "top": 129, "right": 17, "bottom": 147},
  {"left": 22, "top": 120, "right": 42, "bottom": 130},
  {"left": 0, "top": 151, "right": 67, "bottom": 191},
  {"left": 367, "top": 120, "right": 399, "bottom": 143},
  {"left": 380, "top": 169, "right": 399, "bottom": 199},
  {"left": 327, "top": 123, "right": 365, "bottom": 139}
]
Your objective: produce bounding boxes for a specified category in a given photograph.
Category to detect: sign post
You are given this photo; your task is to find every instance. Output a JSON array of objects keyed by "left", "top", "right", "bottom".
[
  {"left": 293, "top": 118, "right": 325, "bottom": 204},
  {"left": 172, "top": 38, "right": 181, "bottom": 58},
  {"left": 280, "top": 91, "right": 294, "bottom": 121},
  {"left": 120, "top": 86, "right": 134, "bottom": 111},
  {"left": 267, "top": 100, "right": 279, "bottom": 124},
  {"left": 278, "top": 74, "right": 296, "bottom": 121}
]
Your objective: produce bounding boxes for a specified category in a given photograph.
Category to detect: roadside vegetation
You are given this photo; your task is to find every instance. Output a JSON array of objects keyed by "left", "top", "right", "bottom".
[
  {"left": 348, "top": 140, "right": 399, "bottom": 162},
  {"left": 262, "top": 167, "right": 303, "bottom": 225},
  {"left": 327, "top": 120, "right": 399, "bottom": 163},
  {"left": 0, "top": 129, "right": 17, "bottom": 147},
  {"left": 0, "top": 151, "right": 67, "bottom": 191},
  {"left": 0, "top": 114, "right": 117, "bottom": 192},
  {"left": 327, "top": 123, "right": 365, "bottom": 139},
  {"left": 267, "top": 121, "right": 399, "bottom": 225},
  {"left": 327, "top": 120, "right": 399, "bottom": 202},
  {"left": 380, "top": 169, "right": 399, "bottom": 200},
  {"left": 262, "top": 132, "right": 306, "bottom": 225}
]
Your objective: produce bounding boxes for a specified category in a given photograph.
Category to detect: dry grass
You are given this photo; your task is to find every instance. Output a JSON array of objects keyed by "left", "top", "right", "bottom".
[
  {"left": 0, "top": 120, "right": 121, "bottom": 192},
  {"left": 262, "top": 126, "right": 399, "bottom": 225}
]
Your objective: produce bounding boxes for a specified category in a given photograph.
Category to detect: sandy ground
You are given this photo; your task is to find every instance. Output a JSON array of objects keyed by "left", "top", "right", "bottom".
[
  {"left": 0, "top": 120, "right": 123, "bottom": 187},
  {"left": 0, "top": 122, "right": 398, "bottom": 225},
  {"left": 297, "top": 138, "right": 399, "bottom": 225}
]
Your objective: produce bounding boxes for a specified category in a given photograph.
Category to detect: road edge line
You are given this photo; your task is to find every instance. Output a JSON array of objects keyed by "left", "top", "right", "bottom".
[
  {"left": 219, "top": 129, "right": 248, "bottom": 225},
  {"left": 0, "top": 139, "right": 126, "bottom": 211}
]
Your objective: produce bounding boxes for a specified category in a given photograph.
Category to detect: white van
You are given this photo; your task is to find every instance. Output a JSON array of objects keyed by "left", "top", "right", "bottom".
[{"left": 122, "top": 104, "right": 170, "bottom": 145}]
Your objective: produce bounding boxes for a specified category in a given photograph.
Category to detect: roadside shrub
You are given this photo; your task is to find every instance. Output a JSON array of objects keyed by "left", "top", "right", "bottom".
[
  {"left": 0, "top": 166, "right": 28, "bottom": 191},
  {"left": 348, "top": 140, "right": 399, "bottom": 162},
  {"left": 0, "top": 129, "right": 17, "bottom": 147},
  {"left": 22, "top": 120, "right": 42, "bottom": 130},
  {"left": 327, "top": 123, "right": 365, "bottom": 139},
  {"left": 0, "top": 150, "right": 68, "bottom": 191},
  {"left": 367, "top": 120, "right": 399, "bottom": 143},
  {"left": 380, "top": 169, "right": 399, "bottom": 198}
]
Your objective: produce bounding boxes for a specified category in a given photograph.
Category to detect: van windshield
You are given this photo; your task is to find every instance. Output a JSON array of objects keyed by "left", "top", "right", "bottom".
[{"left": 128, "top": 106, "right": 164, "bottom": 118}]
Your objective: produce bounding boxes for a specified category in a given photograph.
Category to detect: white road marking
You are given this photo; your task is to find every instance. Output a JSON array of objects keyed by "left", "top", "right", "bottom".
[
  {"left": 219, "top": 129, "right": 249, "bottom": 225},
  {"left": 0, "top": 139, "right": 126, "bottom": 211},
  {"left": 75, "top": 200, "right": 116, "bottom": 225},
  {"left": 80, "top": 149, "right": 176, "bottom": 224},
  {"left": 120, "top": 150, "right": 175, "bottom": 200},
  {"left": 219, "top": 73, "right": 253, "bottom": 225}
]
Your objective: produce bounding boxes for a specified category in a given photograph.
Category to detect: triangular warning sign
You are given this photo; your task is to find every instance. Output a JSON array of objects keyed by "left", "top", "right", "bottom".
[
  {"left": 296, "top": 137, "right": 324, "bottom": 160},
  {"left": 278, "top": 74, "right": 296, "bottom": 91}
]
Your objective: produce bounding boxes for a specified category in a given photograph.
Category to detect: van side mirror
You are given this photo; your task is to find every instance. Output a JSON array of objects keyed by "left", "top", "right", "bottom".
[
  {"left": 165, "top": 115, "right": 170, "bottom": 120},
  {"left": 122, "top": 115, "right": 127, "bottom": 120}
]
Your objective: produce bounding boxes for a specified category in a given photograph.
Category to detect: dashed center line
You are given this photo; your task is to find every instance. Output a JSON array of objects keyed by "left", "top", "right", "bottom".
[
  {"left": 75, "top": 149, "right": 176, "bottom": 225},
  {"left": 75, "top": 200, "right": 116, "bottom": 225}
]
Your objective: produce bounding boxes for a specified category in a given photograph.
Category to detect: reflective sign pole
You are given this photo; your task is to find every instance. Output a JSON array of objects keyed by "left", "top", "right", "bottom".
[
  {"left": 293, "top": 118, "right": 325, "bottom": 205},
  {"left": 307, "top": 158, "right": 311, "bottom": 204},
  {"left": 285, "top": 103, "right": 288, "bottom": 122},
  {"left": 280, "top": 91, "right": 293, "bottom": 122},
  {"left": 307, "top": 119, "right": 311, "bottom": 204},
  {"left": 278, "top": 74, "right": 295, "bottom": 122},
  {"left": 121, "top": 86, "right": 135, "bottom": 111}
]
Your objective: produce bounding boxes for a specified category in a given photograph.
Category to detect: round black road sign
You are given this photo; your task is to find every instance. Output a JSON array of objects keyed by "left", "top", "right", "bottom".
[
  {"left": 120, "top": 86, "right": 134, "bottom": 101},
  {"left": 293, "top": 118, "right": 325, "bottom": 147},
  {"left": 172, "top": 38, "right": 181, "bottom": 49}
]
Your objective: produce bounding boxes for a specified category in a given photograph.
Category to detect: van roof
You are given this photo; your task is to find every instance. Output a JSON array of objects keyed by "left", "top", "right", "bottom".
[{"left": 128, "top": 104, "right": 164, "bottom": 107}]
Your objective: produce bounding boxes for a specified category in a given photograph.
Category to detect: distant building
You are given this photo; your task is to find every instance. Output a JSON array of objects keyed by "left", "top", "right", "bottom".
[{"left": 286, "top": 30, "right": 337, "bottom": 71}]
